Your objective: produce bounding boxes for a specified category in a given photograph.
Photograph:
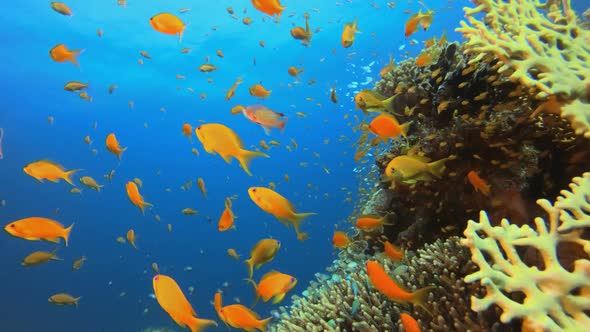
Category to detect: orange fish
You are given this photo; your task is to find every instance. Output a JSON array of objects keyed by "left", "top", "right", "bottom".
[
  {"left": 405, "top": 10, "right": 434, "bottom": 37},
  {"left": 287, "top": 66, "right": 304, "bottom": 77},
  {"left": 219, "top": 304, "right": 271, "bottom": 331},
  {"left": 404, "top": 11, "right": 424, "bottom": 38},
  {"left": 250, "top": 0, "right": 285, "bottom": 21},
  {"left": 182, "top": 123, "right": 193, "bottom": 142},
  {"left": 332, "top": 231, "right": 351, "bottom": 249},
  {"left": 341, "top": 18, "right": 360, "bottom": 48},
  {"left": 105, "top": 133, "right": 127, "bottom": 160},
  {"left": 126, "top": 181, "right": 152, "bottom": 215},
  {"left": 150, "top": 13, "right": 186, "bottom": 42},
  {"left": 214, "top": 291, "right": 226, "bottom": 325},
  {"left": 49, "top": 44, "right": 83, "bottom": 67},
  {"left": 153, "top": 275, "right": 217, "bottom": 332},
  {"left": 415, "top": 51, "right": 433, "bottom": 67},
  {"left": 384, "top": 241, "right": 404, "bottom": 262},
  {"left": 419, "top": 10, "right": 434, "bottom": 31},
  {"left": 126, "top": 229, "right": 137, "bottom": 249},
  {"left": 242, "top": 105, "right": 287, "bottom": 135},
  {"left": 244, "top": 238, "right": 281, "bottom": 280},
  {"left": 4, "top": 217, "right": 73, "bottom": 246},
  {"left": 218, "top": 204, "right": 236, "bottom": 231},
  {"left": 368, "top": 113, "right": 412, "bottom": 140},
  {"left": 248, "top": 187, "right": 316, "bottom": 241},
  {"left": 467, "top": 170, "right": 491, "bottom": 196},
  {"left": 195, "top": 123, "right": 269, "bottom": 176},
  {"left": 50, "top": 2, "right": 72, "bottom": 16},
  {"left": 247, "top": 270, "right": 297, "bottom": 306},
  {"left": 225, "top": 77, "right": 243, "bottom": 101},
  {"left": 366, "top": 261, "right": 433, "bottom": 313},
  {"left": 400, "top": 312, "right": 421, "bottom": 332},
  {"left": 249, "top": 84, "right": 272, "bottom": 99},
  {"left": 23, "top": 160, "right": 79, "bottom": 185},
  {"left": 355, "top": 215, "right": 390, "bottom": 232},
  {"left": 290, "top": 13, "right": 311, "bottom": 46}
]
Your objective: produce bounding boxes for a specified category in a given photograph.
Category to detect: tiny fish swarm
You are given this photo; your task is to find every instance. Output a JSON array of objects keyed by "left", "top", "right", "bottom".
[{"left": 367, "top": 38, "right": 590, "bottom": 250}]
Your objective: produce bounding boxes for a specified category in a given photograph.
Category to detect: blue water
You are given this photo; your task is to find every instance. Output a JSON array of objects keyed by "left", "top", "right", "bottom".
[{"left": 0, "top": 0, "right": 561, "bottom": 331}]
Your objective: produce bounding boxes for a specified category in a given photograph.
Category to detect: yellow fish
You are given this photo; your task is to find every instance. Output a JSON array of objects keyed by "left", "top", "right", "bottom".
[
  {"left": 244, "top": 238, "right": 280, "bottom": 280},
  {"left": 153, "top": 275, "right": 217, "bottom": 332},
  {"left": 150, "top": 13, "right": 186, "bottom": 42},
  {"left": 23, "top": 160, "right": 79, "bottom": 186},
  {"left": 341, "top": 18, "right": 360, "bottom": 48},
  {"left": 384, "top": 155, "right": 448, "bottom": 185},
  {"left": 126, "top": 181, "right": 152, "bottom": 215},
  {"left": 248, "top": 187, "right": 315, "bottom": 240},
  {"left": 195, "top": 123, "right": 269, "bottom": 176}
]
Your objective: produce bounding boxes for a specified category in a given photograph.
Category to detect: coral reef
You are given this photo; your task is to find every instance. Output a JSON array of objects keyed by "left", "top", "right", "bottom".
[
  {"left": 370, "top": 39, "right": 590, "bottom": 251},
  {"left": 457, "top": 0, "right": 590, "bottom": 137},
  {"left": 273, "top": 3, "right": 590, "bottom": 332},
  {"left": 462, "top": 172, "right": 590, "bottom": 331},
  {"left": 270, "top": 237, "right": 504, "bottom": 332}
]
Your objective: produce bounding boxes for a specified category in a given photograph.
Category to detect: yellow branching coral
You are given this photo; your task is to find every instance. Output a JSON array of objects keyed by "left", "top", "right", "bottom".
[
  {"left": 457, "top": 0, "right": 590, "bottom": 138},
  {"left": 462, "top": 172, "right": 590, "bottom": 331}
]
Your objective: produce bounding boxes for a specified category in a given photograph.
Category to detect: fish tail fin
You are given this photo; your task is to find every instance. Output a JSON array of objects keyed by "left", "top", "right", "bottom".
[
  {"left": 258, "top": 316, "right": 272, "bottom": 332},
  {"left": 188, "top": 316, "right": 218, "bottom": 332},
  {"left": 70, "top": 49, "right": 85, "bottom": 68},
  {"left": 63, "top": 169, "right": 81, "bottom": 186},
  {"left": 63, "top": 223, "right": 74, "bottom": 247},
  {"left": 75, "top": 297, "right": 82, "bottom": 308},
  {"left": 238, "top": 149, "right": 270, "bottom": 176},
  {"left": 427, "top": 158, "right": 448, "bottom": 178},
  {"left": 400, "top": 121, "right": 413, "bottom": 139},
  {"left": 244, "top": 258, "right": 254, "bottom": 280},
  {"left": 292, "top": 212, "right": 316, "bottom": 241},
  {"left": 139, "top": 201, "right": 153, "bottom": 215},
  {"left": 243, "top": 278, "right": 260, "bottom": 308},
  {"left": 116, "top": 147, "right": 127, "bottom": 160},
  {"left": 279, "top": 118, "right": 288, "bottom": 133},
  {"left": 381, "top": 93, "right": 399, "bottom": 113},
  {"left": 411, "top": 286, "right": 435, "bottom": 316},
  {"left": 50, "top": 248, "right": 63, "bottom": 261}
]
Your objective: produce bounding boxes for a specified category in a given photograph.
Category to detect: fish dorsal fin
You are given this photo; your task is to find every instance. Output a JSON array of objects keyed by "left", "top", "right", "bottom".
[
  {"left": 358, "top": 214, "right": 383, "bottom": 220},
  {"left": 405, "top": 154, "right": 430, "bottom": 163},
  {"left": 37, "top": 159, "right": 65, "bottom": 170},
  {"left": 261, "top": 270, "right": 281, "bottom": 281}
]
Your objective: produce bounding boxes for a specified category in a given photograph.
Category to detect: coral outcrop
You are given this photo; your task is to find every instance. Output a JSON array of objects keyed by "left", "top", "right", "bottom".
[
  {"left": 272, "top": 2, "right": 590, "bottom": 331},
  {"left": 271, "top": 237, "right": 503, "bottom": 332},
  {"left": 457, "top": 0, "right": 590, "bottom": 138},
  {"left": 462, "top": 172, "right": 590, "bottom": 331}
]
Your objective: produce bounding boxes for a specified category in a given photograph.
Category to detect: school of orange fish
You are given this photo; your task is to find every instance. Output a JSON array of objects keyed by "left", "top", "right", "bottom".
[{"left": 2, "top": 1, "right": 463, "bottom": 331}]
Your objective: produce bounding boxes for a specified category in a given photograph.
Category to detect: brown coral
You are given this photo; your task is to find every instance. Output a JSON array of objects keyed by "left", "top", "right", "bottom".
[{"left": 271, "top": 237, "right": 503, "bottom": 332}]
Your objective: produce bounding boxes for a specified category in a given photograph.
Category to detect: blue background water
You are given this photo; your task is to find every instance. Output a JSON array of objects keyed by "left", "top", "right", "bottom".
[{"left": 3, "top": 0, "right": 584, "bottom": 331}]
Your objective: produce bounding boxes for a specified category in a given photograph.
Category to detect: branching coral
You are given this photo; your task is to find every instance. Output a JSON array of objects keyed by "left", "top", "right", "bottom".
[
  {"left": 456, "top": 0, "right": 590, "bottom": 137},
  {"left": 271, "top": 237, "right": 503, "bottom": 332},
  {"left": 462, "top": 172, "right": 590, "bottom": 331}
]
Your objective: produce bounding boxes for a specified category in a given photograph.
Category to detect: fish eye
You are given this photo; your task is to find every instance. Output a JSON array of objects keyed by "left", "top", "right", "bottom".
[
  {"left": 252, "top": 188, "right": 256, "bottom": 192},
  {"left": 154, "top": 276, "right": 158, "bottom": 280},
  {"left": 196, "top": 126, "right": 201, "bottom": 130},
  {"left": 10, "top": 224, "right": 14, "bottom": 228},
  {"left": 290, "top": 277, "right": 295, "bottom": 282}
]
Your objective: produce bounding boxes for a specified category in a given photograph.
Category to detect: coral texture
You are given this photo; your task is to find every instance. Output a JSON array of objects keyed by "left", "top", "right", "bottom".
[
  {"left": 457, "top": 0, "right": 590, "bottom": 137},
  {"left": 270, "top": 237, "right": 503, "bottom": 332},
  {"left": 462, "top": 172, "right": 590, "bottom": 331}
]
